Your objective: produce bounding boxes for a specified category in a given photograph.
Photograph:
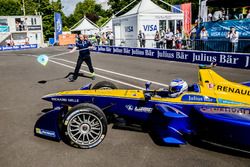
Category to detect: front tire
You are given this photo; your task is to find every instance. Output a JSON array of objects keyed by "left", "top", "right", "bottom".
[
  {"left": 92, "top": 81, "right": 117, "bottom": 90},
  {"left": 63, "top": 103, "right": 107, "bottom": 149}
]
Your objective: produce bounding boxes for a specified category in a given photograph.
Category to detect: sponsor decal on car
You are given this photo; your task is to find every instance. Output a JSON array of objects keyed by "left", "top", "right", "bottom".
[
  {"left": 216, "top": 85, "right": 250, "bottom": 96},
  {"left": 200, "top": 107, "right": 250, "bottom": 115},
  {"left": 218, "top": 98, "right": 245, "bottom": 105},
  {"left": 181, "top": 95, "right": 217, "bottom": 103},
  {"left": 36, "top": 128, "right": 56, "bottom": 138},
  {"left": 125, "top": 105, "right": 153, "bottom": 113},
  {"left": 51, "top": 97, "right": 79, "bottom": 103}
]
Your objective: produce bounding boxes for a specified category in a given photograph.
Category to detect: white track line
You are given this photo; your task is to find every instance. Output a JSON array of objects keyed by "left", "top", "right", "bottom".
[
  {"left": 51, "top": 57, "right": 169, "bottom": 88},
  {"left": 49, "top": 59, "right": 145, "bottom": 90}
]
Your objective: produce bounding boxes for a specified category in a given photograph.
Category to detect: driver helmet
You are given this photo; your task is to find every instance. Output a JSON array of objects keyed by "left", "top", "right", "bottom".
[{"left": 169, "top": 79, "right": 188, "bottom": 98}]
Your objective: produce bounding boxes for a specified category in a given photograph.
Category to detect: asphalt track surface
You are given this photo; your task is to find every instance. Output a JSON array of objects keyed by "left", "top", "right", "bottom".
[{"left": 0, "top": 46, "right": 250, "bottom": 167}]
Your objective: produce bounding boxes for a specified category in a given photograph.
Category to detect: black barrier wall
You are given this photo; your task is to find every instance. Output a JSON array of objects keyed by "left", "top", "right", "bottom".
[{"left": 94, "top": 46, "right": 250, "bottom": 69}]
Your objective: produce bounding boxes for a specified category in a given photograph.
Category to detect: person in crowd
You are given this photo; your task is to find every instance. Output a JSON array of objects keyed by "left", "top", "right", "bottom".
[
  {"left": 25, "top": 37, "right": 29, "bottom": 45},
  {"left": 226, "top": 27, "right": 239, "bottom": 53},
  {"left": 69, "top": 34, "right": 95, "bottom": 82},
  {"left": 95, "top": 33, "right": 101, "bottom": 45},
  {"left": 138, "top": 30, "right": 146, "bottom": 48},
  {"left": 247, "top": 9, "right": 250, "bottom": 19},
  {"left": 159, "top": 30, "right": 165, "bottom": 48},
  {"left": 207, "top": 11, "right": 213, "bottom": 22},
  {"left": 165, "top": 28, "right": 174, "bottom": 49},
  {"left": 101, "top": 32, "right": 106, "bottom": 45},
  {"left": 6, "top": 39, "right": 11, "bottom": 46},
  {"left": 213, "top": 8, "right": 224, "bottom": 21},
  {"left": 200, "top": 26, "right": 209, "bottom": 51},
  {"left": 175, "top": 29, "right": 182, "bottom": 49},
  {"left": 15, "top": 21, "right": 20, "bottom": 31},
  {"left": 108, "top": 32, "right": 114, "bottom": 46},
  {"left": 154, "top": 31, "right": 160, "bottom": 48}
]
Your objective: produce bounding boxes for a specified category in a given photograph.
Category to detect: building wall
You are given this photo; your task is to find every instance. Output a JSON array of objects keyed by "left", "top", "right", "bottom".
[{"left": 0, "top": 15, "right": 44, "bottom": 47}]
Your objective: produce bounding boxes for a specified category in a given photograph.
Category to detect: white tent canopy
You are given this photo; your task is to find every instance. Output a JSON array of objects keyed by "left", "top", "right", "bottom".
[
  {"left": 112, "top": 0, "right": 184, "bottom": 48},
  {"left": 100, "top": 18, "right": 113, "bottom": 32},
  {"left": 122, "top": 0, "right": 172, "bottom": 17},
  {"left": 70, "top": 16, "right": 99, "bottom": 35}
]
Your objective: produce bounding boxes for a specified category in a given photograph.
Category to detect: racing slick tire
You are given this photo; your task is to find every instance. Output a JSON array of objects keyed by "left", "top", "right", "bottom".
[
  {"left": 63, "top": 103, "right": 108, "bottom": 149},
  {"left": 92, "top": 81, "right": 117, "bottom": 90}
]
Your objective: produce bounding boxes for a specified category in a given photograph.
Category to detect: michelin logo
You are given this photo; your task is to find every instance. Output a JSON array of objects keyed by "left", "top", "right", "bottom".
[
  {"left": 125, "top": 105, "right": 153, "bottom": 113},
  {"left": 36, "top": 128, "right": 56, "bottom": 138}
]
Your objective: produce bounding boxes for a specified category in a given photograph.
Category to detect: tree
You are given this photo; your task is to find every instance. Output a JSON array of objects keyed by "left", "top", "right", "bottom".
[
  {"left": 0, "top": 0, "right": 22, "bottom": 16},
  {"left": 107, "top": 0, "right": 199, "bottom": 22}
]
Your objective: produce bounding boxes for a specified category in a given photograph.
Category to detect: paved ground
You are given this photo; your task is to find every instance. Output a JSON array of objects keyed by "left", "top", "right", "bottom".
[{"left": 0, "top": 46, "right": 249, "bottom": 167}]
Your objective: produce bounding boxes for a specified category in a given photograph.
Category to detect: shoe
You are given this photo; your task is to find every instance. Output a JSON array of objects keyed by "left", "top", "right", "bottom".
[
  {"left": 68, "top": 76, "right": 76, "bottom": 82},
  {"left": 90, "top": 72, "right": 95, "bottom": 77}
]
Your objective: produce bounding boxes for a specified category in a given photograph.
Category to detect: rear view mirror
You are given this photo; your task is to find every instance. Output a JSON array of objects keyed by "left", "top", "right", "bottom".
[{"left": 145, "top": 81, "right": 152, "bottom": 91}]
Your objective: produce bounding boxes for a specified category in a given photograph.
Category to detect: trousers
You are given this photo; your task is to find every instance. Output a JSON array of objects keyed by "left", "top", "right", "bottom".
[{"left": 73, "top": 54, "right": 94, "bottom": 80}]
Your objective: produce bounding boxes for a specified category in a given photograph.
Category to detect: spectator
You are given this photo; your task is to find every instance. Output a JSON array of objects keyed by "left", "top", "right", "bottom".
[
  {"left": 226, "top": 27, "right": 239, "bottom": 52},
  {"left": 159, "top": 30, "right": 165, "bottom": 48},
  {"left": 25, "top": 37, "right": 29, "bottom": 45},
  {"left": 6, "top": 39, "right": 10, "bottom": 46},
  {"left": 213, "top": 8, "right": 224, "bottom": 21},
  {"left": 175, "top": 29, "right": 182, "bottom": 49},
  {"left": 207, "top": 11, "right": 213, "bottom": 22},
  {"left": 138, "top": 30, "right": 146, "bottom": 48},
  {"left": 200, "top": 26, "right": 209, "bottom": 50},
  {"left": 108, "top": 32, "right": 114, "bottom": 46},
  {"left": 101, "top": 32, "right": 106, "bottom": 45},
  {"left": 165, "top": 28, "right": 174, "bottom": 49},
  {"left": 154, "top": 31, "right": 160, "bottom": 48},
  {"left": 16, "top": 21, "right": 19, "bottom": 31},
  {"left": 247, "top": 9, "right": 250, "bottom": 19},
  {"left": 95, "top": 33, "right": 101, "bottom": 45}
]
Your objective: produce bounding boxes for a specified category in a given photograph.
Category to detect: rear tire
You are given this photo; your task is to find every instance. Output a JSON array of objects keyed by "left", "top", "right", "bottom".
[
  {"left": 92, "top": 81, "right": 117, "bottom": 90},
  {"left": 63, "top": 103, "right": 107, "bottom": 149}
]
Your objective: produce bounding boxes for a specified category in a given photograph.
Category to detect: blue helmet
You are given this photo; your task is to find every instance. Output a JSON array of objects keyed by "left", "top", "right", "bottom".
[{"left": 169, "top": 79, "right": 188, "bottom": 98}]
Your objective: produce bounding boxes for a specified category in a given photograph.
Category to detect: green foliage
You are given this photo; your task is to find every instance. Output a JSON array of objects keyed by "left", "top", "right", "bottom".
[
  {"left": 0, "top": 0, "right": 201, "bottom": 41},
  {"left": 0, "top": 0, "right": 22, "bottom": 16},
  {"left": 108, "top": 0, "right": 199, "bottom": 22},
  {"left": 96, "top": 17, "right": 109, "bottom": 27}
]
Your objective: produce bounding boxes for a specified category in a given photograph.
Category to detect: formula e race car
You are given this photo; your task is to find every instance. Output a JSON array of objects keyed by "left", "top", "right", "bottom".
[{"left": 34, "top": 65, "right": 250, "bottom": 152}]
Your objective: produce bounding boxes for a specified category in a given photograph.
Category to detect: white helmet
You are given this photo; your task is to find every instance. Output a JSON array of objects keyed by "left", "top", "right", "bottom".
[{"left": 169, "top": 79, "right": 188, "bottom": 98}]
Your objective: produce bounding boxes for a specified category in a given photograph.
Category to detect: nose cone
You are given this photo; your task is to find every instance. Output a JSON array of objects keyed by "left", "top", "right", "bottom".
[{"left": 42, "top": 93, "right": 58, "bottom": 102}]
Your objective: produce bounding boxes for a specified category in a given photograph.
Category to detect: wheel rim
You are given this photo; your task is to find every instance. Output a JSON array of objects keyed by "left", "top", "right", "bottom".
[{"left": 67, "top": 110, "right": 103, "bottom": 147}]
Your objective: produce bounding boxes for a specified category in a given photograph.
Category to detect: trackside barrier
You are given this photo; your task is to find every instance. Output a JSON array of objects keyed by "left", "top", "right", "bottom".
[
  {"left": 93, "top": 46, "right": 250, "bottom": 69},
  {"left": 0, "top": 44, "right": 38, "bottom": 51}
]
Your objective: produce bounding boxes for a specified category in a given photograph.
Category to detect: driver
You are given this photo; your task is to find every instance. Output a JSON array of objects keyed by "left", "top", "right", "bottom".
[{"left": 169, "top": 79, "right": 188, "bottom": 98}]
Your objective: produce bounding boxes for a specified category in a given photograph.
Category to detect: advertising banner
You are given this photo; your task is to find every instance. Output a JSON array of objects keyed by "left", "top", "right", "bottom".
[
  {"left": 0, "top": 25, "right": 9, "bottom": 32},
  {"left": 28, "top": 25, "right": 41, "bottom": 31},
  {"left": 172, "top": 3, "right": 192, "bottom": 34},
  {"left": 54, "top": 12, "right": 62, "bottom": 42},
  {"left": 172, "top": 5, "right": 181, "bottom": 13},
  {"left": 181, "top": 3, "right": 192, "bottom": 34},
  {"left": 59, "top": 34, "right": 76, "bottom": 46},
  {"left": 94, "top": 46, "right": 250, "bottom": 69},
  {"left": 201, "top": 19, "right": 250, "bottom": 39},
  {"left": 0, "top": 44, "right": 38, "bottom": 51}
]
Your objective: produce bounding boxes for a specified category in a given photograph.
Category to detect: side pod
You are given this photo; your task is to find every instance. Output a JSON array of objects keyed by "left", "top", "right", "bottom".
[
  {"left": 154, "top": 104, "right": 190, "bottom": 145},
  {"left": 34, "top": 107, "right": 63, "bottom": 141}
]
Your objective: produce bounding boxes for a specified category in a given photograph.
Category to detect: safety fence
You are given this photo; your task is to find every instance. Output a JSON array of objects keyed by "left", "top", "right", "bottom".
[
  {"left": 93, "top": 45, "right": 250, "bottom": 70},
  {"left": 0, "top": 44, "right": 38, "bottom": 51},
  {"left": 95, "top": 39, "right": 250, "bottom": 54}
]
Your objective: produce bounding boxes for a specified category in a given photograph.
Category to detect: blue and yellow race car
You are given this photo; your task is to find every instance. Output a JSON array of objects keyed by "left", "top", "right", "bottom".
[{"left": 35, "top": 65, "right": 250, "bottom": 151}]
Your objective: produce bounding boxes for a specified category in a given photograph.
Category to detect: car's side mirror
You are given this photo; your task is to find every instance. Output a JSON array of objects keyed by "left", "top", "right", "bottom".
[
  {"left": 144, "top": 92, "right": 151, "bottom": 101},
  {"left": 145, "top": 81, "right": 152, "bottom": 91}
]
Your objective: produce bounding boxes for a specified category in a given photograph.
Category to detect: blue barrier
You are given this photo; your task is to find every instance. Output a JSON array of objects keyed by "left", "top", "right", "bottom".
[
  {"left": 0, "top": 44, "right": 38, "bottom": 51},
  {"left": 93, "top": 46, "right": 250, "bottom": 69}
]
